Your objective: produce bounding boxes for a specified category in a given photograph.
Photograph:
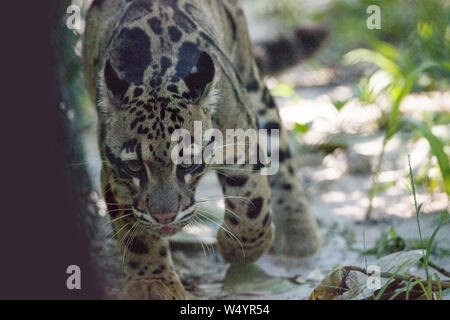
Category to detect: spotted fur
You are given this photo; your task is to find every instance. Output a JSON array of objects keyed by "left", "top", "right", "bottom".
[{"left": 84, "top": 0, "right": 320, "bottom": 300}]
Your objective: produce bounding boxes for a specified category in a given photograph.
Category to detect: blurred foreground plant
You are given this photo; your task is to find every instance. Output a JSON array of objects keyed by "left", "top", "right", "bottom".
[{"left": 344, "top": 41, "right": 449, "bottom": 219}]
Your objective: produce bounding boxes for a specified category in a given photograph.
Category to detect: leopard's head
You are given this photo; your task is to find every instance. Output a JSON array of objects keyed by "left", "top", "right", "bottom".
[{"left": 97, "top": 25, "right": 217, "bottom": 236}]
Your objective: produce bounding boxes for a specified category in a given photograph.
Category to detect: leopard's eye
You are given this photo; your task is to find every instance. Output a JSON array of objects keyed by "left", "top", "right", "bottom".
[{"left": 126, "top": 160, "right": 144, "bottom": 174}]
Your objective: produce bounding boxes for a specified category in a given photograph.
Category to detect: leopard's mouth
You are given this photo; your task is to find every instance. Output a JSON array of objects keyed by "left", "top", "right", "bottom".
[
  {"left": 136, "top": 218, "right": 182, "bottom": 236},
  {"left": 132, "top": 207, "right": 192, "bottom": 236},
  {"left": 156, "top": 225, "right": 177, "bottom": 236}
]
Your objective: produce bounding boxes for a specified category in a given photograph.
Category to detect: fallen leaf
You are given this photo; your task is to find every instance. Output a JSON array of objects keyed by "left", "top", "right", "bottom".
[
  {"left": 309, "top": 250, "right": 424, "bottom": 300},
  {"left": 223, "top": 264, "right": 299, "bottom": 295}
]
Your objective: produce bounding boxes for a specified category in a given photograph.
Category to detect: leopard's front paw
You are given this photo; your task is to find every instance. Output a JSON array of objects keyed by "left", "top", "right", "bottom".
[
  {"left": 217, "top": 224, "right": 274, "bottom": 266},
  {"left": 121, "top": 275, "right": 186, "bottom": 300},
  {"left": 271, "top": 211, "right": 321, "bottom": 257}
]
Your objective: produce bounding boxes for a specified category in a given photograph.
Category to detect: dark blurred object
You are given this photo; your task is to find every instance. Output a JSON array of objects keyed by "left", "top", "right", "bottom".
[
  {"left": 253, "top": 25, "right": 329, "bottom": 75},
  {"left": 0, "top": 0, "right": 103, "bottom": 299},
  {"left": 50, "top": 0, "right": 104, "bottom": 298}
]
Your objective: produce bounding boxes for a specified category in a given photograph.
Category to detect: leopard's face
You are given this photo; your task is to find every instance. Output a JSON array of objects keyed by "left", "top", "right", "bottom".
[{"left": 98, "top": 23, "right": 217, "bottom": 236}]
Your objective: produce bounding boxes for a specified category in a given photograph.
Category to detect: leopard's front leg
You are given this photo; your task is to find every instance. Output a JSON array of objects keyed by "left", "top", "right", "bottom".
[
  {"left": 120, "top": 235, "right": 185, "bottom": 300},
  {"left": 103, "top": 183, "right": 186, "bottom": 300},
  {"left": 216, "top": 166, "right": 274, "bottom": 265}
]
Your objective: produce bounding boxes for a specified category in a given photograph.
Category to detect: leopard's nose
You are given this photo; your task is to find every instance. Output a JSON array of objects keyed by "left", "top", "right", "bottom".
[{"left": 151, "top": 212, "right": 177, "bottom": 224}]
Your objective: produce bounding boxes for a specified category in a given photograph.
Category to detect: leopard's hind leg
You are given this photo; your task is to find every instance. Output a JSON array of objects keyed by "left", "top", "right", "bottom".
[
  {"left": 247, "top": 63, "right": 321, "bottom": 257},
  {"left": 227, "top": 3, "right": 321, "bottom": 257}
]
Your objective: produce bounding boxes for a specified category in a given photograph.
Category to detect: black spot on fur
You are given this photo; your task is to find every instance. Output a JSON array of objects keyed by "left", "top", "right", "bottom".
[
  {"left": 128, "top": 261, "right": 140, "bottom": 269},
  {"left": 247, "top": 197, "right": 264, "bottom": 219},
  {"left": 148, "top": 17, "right": 162, "bottom": 35},
  {"left": 226, "top": 199, "right": 236, "bottom": 210},
  {"left": 148, "top": 17, "right": 162, "bottom": 34},
  {"left": 160, "top": 57, "right": 172, "bottom": 76},
  {"left": 282, "top": 184, "right": 293, "bottom": 191},
  {"left": 104, "top": 60, "right": 129, "bottom": 104},
  {"left": 224, "top": 176, "right": 248, "bottom": 187},
  {"left": 92, "top": 0, "right": 105, "bottom": 9},
  {"left": 262, "top": 213, "right": 271, "bottom": 227},
  {"left": 133, "top": 87, "right": 144, "bottom": 97},
  {"left": 167, "top": 85, "right": 178, "bottom": 94},
  {"left": 111, "top": 27, "right": 151, "bottom": 85},
  {"left": 176, "top": 42, "right": 215, "bottom": 102},
  {"left": 130, "top": 116, "right": 146, "bottom": 130},
  {"left": 224, "top": 7, "right": 237, "bottom": 41},
  {"left": 228, "top": 216, "right": 239, "bottom": 226},
  {"left": 176, "top": 167, "right": 186, "bottom": 184},
  {"left": 288, "top": 165, "right": 295, "bottom": 175},
  {"left": 127, "top": 238, "right": 149, "bottom": 254},
  {"left": 176, "top": 42, "right": 200, "bottom": 78},
  {"left": 168, "top": 26, "right": 182, "bottom": 42}
]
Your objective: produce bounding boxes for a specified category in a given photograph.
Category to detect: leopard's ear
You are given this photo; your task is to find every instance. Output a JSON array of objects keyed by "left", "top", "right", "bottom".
[
  {"left": 181, "top": 51, "right": 215, "bottom": 105},
  {"left": 101, "top": 59, "right": 130, "bottom": 109}
]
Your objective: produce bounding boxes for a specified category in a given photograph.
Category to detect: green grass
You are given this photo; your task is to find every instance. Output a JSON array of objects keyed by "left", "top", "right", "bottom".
[
  {"left": 408, "top": 156, "right": 449, "bottom": 300},
  {"left": 343, "top": 42, "right": 449, "bottom": 219},
  {"left": 346, "top": 158, "right": 449, "bottom": 299},
  {"left": 261, "top": 0, "right": 450, "bottom": 213}
]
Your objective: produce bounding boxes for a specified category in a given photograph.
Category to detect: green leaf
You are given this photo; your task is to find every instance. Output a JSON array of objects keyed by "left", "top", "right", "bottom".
[
  {"left": 294, "top": 122, "right": 313, "bottom": 134},
  {"left": 424, "top": 211, "right": 450, "bottom": 272},
  {"left": 403, "top": 118, "right": 450, "bottom": 195},
  {"left": 270, "top": 83, "right": 297, "bottom": 98},
  {"left": 369, "top": 41, "right": 401, "bottom": 62},
  {"left": 373, "top": 181, "right": 396, "bottom": 195},
  {"left": 344, "top": 48, "right": 402, "bottom": 78},
  {"left": 332, "top": 100, "right": 349, "bottom": 111},
  {"left": 223, "top": 264, "right": 298, "bottom": 295},
  {"left": 389, "top": 227, "right": 397, "bottom": 239},
  {"left": 434, "top": 273, "right": 443, "bottom": 300}
]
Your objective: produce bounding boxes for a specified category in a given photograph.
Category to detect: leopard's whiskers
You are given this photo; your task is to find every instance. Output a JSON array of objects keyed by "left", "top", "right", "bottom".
[
  {"left": 196, "top": 195, "right": 254, "bottom": 206},
  {"left": 196, "top": 210, "right": 244, "bottom": 260},
  {"left": 121, "top": 221, "right": 138, "bottom": 270},
  {"left": 102, "top": 213, "right": 133, "bottom": 227},
  {"left": 70, "top": 160, "right": 109, "bottom": 167},
  {"left": 194, "top": 200, "right": 241, "bottom": 220},
  {"left": 187, "top": 220, "right": 209, "bottom": 264},
  {"left": 99, "top": 221, "right": 131, "bottom": 257},
  {"left": 193, "top": 216, "right": 216, "bottom": 260}
]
